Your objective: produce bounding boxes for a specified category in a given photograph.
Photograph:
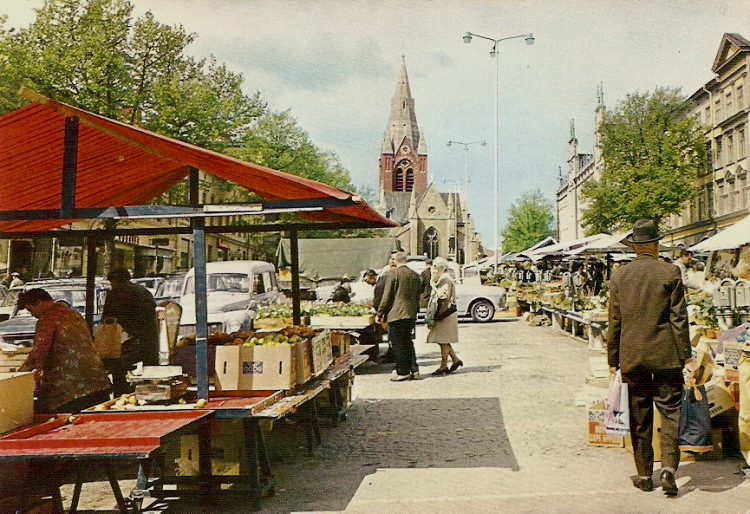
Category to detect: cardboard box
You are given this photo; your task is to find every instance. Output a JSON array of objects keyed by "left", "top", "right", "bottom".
[
  {"left": 0, "top": 372, "right": 35, "bottom": 434},
  {"left": 0, "top": 348, "right": 32, "bottom": 373},
  {"left": 177, "top": 419, "right": 245, "bottom": 477},
  {"left": 723, "top": 342, "right": 741, "bottom": 382},
  {"left": 253, "top": 317, "right": 294, "bottom": 329},
  {"left": 294, "top": 340, "right": 312, "bottom": 385},
  {"left": 705, "top": 379, "right": 735, "bottom": 417},
  {"left": 587, "top": 401, "right": 625, "bottom": 447},
  {"left": 214, "top": 344, "right": 296, "bottom": 391},
  {"left": 309, "top": 314, "right": 374, "bottom": 329},
  {"left": 309, "top": 330, "right": 333, "bottom": 377}
]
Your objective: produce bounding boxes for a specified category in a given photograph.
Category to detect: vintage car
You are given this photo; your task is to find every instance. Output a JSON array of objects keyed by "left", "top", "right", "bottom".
[
  {"left": 0, "top": 279, "right": 111, "bottom": 346},
  {"left": 178, "top": 260, "right": 282, "bottom": 337}
]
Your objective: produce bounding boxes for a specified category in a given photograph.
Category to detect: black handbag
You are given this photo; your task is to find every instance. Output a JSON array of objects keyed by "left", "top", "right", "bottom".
[
  {"left": 678, "top": 384, "right": 713, "bottom": 454},
  {"left": 435, "top": 302, "right": 457, "bottom": 321}
]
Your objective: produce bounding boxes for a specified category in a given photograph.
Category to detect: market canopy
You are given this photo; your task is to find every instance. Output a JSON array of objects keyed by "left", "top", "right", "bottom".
[
  {"left": 566, "top": 232, "right": 630, "bottom": 255},
  {"left": 0, "top": 89, "right": 396, "bottom": 234},
  {"left": 276, "top": 237, "right": 401, "bottom": 281},
  {"left": 526, "top": 233, "right": 609, "bottom": 261},
  {"left": 690, "top": 215, "right": 750, "bottom": 252}
]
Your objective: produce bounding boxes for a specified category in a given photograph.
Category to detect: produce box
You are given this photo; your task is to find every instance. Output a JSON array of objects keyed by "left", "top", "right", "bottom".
[
  {"left": 214, "top": 344, "right": 296, "bottom": 391},
  {"left": 295, "top": 340, "right": 312, "bottom": 385},
  {"left": 309, "top": 330, "right": 333, "bottom": 377},
  {"left": 330, "top": 330, "right": 356, "bottom": 358},
  {"left": 723, "top": 341, "right": 741, "bottom": 382},
  {"left": 309, "top": 314, "right": 375, "bottom": 329},
  {"left": 587, "top": 401, "right": 624, "bottom": 447},
  {"left": 0, "top": 347, "right": 31, "bottom": 373},
  {"left": 0, "top": 372, "right": 35, "bottom": 434},
  {"left": 705, "top": 378, "right": 735, "bottom": 417},
  {"left": 254, "top": 317, "right": 294, "bottom": 329}
]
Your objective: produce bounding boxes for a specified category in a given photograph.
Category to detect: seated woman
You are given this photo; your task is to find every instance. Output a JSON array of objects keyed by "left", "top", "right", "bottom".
[{"left": 18, "top": 289, "right": 111, "bottom": 414}]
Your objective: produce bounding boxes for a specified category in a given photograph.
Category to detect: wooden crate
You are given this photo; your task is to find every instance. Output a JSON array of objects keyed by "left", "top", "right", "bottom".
[
  {"left": 309, "top": 314, "right": 374, "bottom": 329},
  {"left": 0, "top": 348, "right": 31, "bottom": 373},
  {"left": 253, "top": 317, "right": 294, "bottom": 329}
]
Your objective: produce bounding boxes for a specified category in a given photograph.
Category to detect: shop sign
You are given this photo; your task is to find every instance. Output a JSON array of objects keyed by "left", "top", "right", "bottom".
[{"left": 115, "top": 234, "right": 139, "bottom": 245}]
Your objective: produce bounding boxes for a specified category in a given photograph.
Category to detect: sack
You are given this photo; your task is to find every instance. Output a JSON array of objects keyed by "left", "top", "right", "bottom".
[
  {"left": 678, "top": 384, "right": 713, "bottom": 453},
  {"left": 93, "top": 317, "right": 123, "bottom": 359},
  {"left": 435, "top": 303, "right": 458, "bottom": 321},
  {"left": 604, "top": 370, "right": 630, "bottom": 435}
]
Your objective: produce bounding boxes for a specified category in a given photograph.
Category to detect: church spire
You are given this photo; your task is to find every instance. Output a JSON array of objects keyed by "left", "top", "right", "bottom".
[{"left": 381, "top": 55, "right": 422, "bottom": 154}]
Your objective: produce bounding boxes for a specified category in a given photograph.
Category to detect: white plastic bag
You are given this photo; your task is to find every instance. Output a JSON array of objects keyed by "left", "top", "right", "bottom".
[{"left": 604, "top": 370, "right": 630, "bottom": 435}]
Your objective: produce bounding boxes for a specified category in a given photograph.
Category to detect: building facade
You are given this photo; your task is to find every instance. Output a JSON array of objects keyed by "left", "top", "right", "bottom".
[
  {"left": 667, "top": 33, "right": 750, "bottom": 246},
  {"left": 556, "top": 87, "right": 605, "bottom": 243},
  {"left": 377, "top": 57, "right": 480, "bottom": 264}
]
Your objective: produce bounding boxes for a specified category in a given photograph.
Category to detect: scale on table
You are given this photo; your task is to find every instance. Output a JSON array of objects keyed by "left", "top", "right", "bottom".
[{"left": 127, "top": 365, "right": 191, "bottom": 404}]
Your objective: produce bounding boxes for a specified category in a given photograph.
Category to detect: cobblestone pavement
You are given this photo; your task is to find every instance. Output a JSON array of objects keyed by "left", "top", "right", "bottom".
[{"left": 63, "top": 318, "right": 750, "bottom": 512}]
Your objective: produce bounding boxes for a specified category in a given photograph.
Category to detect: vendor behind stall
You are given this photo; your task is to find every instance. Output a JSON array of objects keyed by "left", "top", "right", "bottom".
[{"left": 18, "top": 288, "right": 111, "bottom": 414}]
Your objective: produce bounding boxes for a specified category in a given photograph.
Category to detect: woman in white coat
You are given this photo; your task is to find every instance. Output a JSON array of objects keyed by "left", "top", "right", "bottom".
[{"left": 426, "top": 257, "right": 463, "bottom": 375}]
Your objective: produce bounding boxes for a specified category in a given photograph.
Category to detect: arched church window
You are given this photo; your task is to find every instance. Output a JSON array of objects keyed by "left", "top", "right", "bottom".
[
  {"left": 394, "top": 170, "right": 404, "bottom": 191},
  {"left": 406, "top": 169, "right": 414, "bottom": 191},
  {"left": 423, "top": 228, "right": 439, "bottom": 259}
]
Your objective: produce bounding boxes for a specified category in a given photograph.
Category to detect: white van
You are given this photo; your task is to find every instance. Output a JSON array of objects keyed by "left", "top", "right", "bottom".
[{"left": 178, "top": 260, "right": 282, "bottom": 336}]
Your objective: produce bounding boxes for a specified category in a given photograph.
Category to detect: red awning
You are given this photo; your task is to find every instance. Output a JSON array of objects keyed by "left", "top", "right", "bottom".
[{"left": 0, "top": 92, "right": 395, "bottom": 232}]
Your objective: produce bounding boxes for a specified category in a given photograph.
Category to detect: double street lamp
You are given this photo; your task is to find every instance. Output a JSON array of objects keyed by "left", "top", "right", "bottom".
[
  {"left": 447, "top": 140, "right": 486, "bottom": 263},
  {"left": 463, "top": 31, "right": 534, "bottom": 272}
]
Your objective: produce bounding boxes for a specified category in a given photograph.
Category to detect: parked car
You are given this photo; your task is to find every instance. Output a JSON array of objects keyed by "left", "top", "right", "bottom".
[
  {"left": 132, "top": 276, "right": 165, "bottom": 296},
  {"left": 178, "top": 260, "right": 282, "bottom": 337},
  {"left": 0, "top": 278, "right": 111, "bottom": 346},
  {"left": 154, "top": 272, "right": 186, "bottom": 304},
  {"left": 0, "top": 285, "right": 24, "bottom": 322}
]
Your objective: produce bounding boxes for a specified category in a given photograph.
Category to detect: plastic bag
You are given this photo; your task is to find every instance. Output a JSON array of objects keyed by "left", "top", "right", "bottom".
[
  {"left": 604, "top": 370, "right": 630, "bottom": 435},
  {"left": 424, "top": 294, "right": 438, "bottom": 328}
]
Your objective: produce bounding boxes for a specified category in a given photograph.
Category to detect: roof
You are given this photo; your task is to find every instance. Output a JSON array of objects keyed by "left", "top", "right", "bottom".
[
  {"left": 276, "top": 237, "right": 401, "bottom": 281},
  {"left": 0, "top": 90, "right": 396, "bottom": 233},
  {"left": 690, "top": 215, "right": 750, "bottom": 252}
]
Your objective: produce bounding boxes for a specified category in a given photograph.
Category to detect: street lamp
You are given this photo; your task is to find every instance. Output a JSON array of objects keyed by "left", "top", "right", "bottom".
[
  {"left": 447, "top": 140, "right": 486, "bottom": 264},
  {"left": 463, "top": 30, "right": 534, "bottom": 272}
]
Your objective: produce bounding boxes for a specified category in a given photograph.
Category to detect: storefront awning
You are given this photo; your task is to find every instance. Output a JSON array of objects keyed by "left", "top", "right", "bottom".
[
  {"left": 0, "top": 89, "right": 396, "bottom": 233},
  {"left": 690, "top": 215, "right": 750, "bottom": 251}
]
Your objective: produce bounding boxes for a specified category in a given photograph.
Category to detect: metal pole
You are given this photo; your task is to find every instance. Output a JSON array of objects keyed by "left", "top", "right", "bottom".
[
  {"left": 494, "top": 50, "right": 500, "bottom": 273},
  {"left": 463, "top": 146, "right": 469, "bottom": 264}
]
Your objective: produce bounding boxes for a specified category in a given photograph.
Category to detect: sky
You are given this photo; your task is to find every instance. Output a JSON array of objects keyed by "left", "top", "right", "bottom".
[{"left": 3, "top": 0, "right": 750, "bottom": 248}]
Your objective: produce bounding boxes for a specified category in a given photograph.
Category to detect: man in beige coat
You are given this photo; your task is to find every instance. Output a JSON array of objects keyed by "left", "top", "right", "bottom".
[
  {"left": 608, "top": 219, "right": 693, "bottom": 496},
  {"left": 377, "top": 251, "right": 422, "bottom": 381}
]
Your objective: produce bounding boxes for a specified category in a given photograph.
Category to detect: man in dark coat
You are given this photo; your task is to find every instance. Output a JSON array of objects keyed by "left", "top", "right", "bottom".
[
  {"left": 103, "top": 268, "right": 159, "bottom": 395},
  {"left": 376, "top": 251, "right": 421, "bottom": 381},
  {"left": 608, "top": 219, "right": 694, "bottom": 496}
]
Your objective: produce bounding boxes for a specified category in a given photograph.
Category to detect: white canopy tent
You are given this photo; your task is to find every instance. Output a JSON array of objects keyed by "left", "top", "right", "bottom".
[
  {"left": 526, "top": 233, "right": 609, "bottom": 261},
  {"left": 566, "top": 232, "right": 630, "bottom": 256},
  {"left": 690, "top": 215, "right": 750, "bottom": 252}
]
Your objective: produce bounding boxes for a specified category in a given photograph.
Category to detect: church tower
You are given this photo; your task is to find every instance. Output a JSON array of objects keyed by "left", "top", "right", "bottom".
[{"left": 379, "top": 56, "right": 428, "bottom": 194}]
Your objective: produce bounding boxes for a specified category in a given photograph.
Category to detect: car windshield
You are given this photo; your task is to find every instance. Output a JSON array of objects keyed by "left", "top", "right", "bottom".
[
  {"left": 184, "top": 273, "right": 250, "bottom": 295},
  {"left": 156, "top": 276, "right": 184, "bottom": 298}
]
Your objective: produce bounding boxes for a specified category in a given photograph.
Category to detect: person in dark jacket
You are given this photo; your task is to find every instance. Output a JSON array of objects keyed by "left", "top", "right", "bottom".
[
  {"left": 330, "top": 276, "right": 351, "bottom": 303},
  {"left": 376, "top": 251, "right": 422, "bottom": 381},
  {"left": 102, "top": 268, "right": 159, "bottom": 395},
  {"left": 608, "top": 219, "right": 694, "bottom": 496}
]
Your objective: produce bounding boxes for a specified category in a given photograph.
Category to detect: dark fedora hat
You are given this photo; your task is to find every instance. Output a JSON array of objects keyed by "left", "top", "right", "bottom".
[{"left": 623, "top": 219, "right": 662, "bottom": 244}]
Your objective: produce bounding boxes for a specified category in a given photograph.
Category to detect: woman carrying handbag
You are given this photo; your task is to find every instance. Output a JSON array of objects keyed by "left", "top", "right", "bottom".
[{"left": 425, "top": 257, "right": 462, "bottom": 375}]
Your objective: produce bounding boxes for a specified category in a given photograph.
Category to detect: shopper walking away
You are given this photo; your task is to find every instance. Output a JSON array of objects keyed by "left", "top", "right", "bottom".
[
  {"left": 18, "top": 289, "right": 111, "bottom": 413},
  {"left": 103, "top": 268, "right": 159, "bottom": 395},
  {"left": 373, "top": 253, "right": 398, "bottom": 363},
  {"left": 426, "top": 257, "right": 462, "bottom": 375},
  {"left": 376, "top": 251, "right": 421, "bottom": 381},
  {"left": 608, "top": 219, "right": 694, "bottom": 496}
]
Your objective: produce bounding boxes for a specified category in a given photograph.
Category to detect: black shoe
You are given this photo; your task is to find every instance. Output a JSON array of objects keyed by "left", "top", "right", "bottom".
[
  {"left": 631, "top": 476, "right": 654, "bottom": 492},
  {"left": 660, "top": 470, "right": 678, "bottom": 496},
  {"left": 447, "top": 360, "right": 464, "bottom": 373},
  {"left": 431, "top": 368, "right": 449, "bottom": 376}
]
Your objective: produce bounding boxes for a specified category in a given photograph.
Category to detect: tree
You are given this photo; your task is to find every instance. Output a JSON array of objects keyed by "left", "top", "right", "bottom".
[
  {"left": 501, "top": 189, "right": 554, "bottom": 253},
  {"left": 581, "top": 87, "right": 707, "bottom": 234}
]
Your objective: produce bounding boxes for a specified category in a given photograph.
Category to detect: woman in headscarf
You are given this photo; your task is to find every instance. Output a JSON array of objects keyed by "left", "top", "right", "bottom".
[{"left": 426, "top": 257, "right": 463, "bottom": 375}]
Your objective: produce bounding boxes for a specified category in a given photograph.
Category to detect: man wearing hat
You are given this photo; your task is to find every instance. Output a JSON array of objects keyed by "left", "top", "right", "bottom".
[
  {"left": 9, "top": 272, "right": 24, "bottom": 288},
  {"left": 608, "top": 219, "right": 693, "bottom": 496}
]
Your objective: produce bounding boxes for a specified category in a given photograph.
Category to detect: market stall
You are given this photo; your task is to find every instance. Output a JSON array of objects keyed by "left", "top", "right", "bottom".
[{"left": 0, "top": 90, "right": 396, "bottom": 509}]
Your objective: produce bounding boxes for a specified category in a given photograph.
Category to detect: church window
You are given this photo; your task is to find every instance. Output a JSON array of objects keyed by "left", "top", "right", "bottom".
[
  {"left": 394, "top": 170, "right": 404, "bottom": 191},
  {"left": 423, "top": 228, "right": 439, "bottom": 259},
  {"left": 406, "top": 169, "right": 414, "bottom": 191}
]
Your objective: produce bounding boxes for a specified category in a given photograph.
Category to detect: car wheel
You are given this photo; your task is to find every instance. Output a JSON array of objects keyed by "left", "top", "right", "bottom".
[{"left": 470, "top": 299, "right": 495, "bottom": 322}]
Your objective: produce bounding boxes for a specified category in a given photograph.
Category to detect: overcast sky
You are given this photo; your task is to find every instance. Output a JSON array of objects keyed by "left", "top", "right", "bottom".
[{"left": 4, "top": 0, "right": 750, "bottom": 247}]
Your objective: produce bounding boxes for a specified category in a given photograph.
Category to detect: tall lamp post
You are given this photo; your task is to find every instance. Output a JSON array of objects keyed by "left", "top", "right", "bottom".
[
  {"left": 463, "top": 31, "right": 534, "bottom": 273},
  {"left": 447, "top": 140, "right": 486, "bottom": 264}
]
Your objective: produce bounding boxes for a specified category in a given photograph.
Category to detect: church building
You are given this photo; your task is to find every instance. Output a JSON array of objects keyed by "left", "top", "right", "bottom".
[{"left": 377, "top": 57, "right": 480, "bottom": 264}]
